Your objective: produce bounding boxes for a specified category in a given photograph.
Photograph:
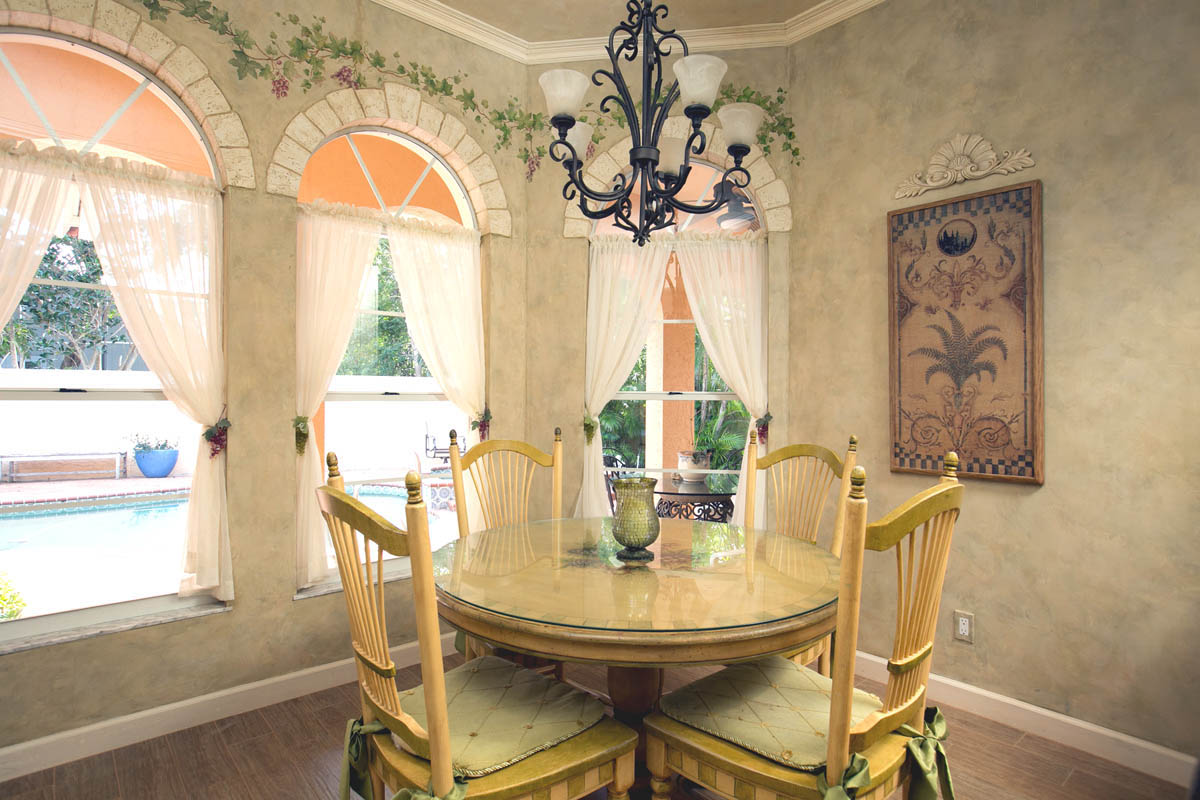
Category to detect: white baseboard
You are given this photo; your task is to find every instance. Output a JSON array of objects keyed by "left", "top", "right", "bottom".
[
  {"left": 0, "top": 631, "right": 457, "bottom": 783},
  {"left": 856, "top": 651, "right": 1198, "bottom": 787},
  {"left": 3, "top": 639, "right": 1194, "bottom": 788}
]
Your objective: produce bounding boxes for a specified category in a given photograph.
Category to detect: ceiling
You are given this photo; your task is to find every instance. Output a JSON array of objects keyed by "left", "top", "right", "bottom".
[
  {"left": 371, "top": 0, "right": 887, "bottom": 63},
  {"left": 431, "top": 1, "right": 823, "bottom": 42}
]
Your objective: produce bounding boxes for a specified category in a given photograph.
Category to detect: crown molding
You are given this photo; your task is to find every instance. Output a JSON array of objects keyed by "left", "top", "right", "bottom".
[
  {"left": 785, "top": 0, "right": 889, "bottom": 41},
  {"left": 370, "top": 0, "right": 889, "bottom": 65},
  {"left": 371, "top": 0, "right": 530, "bottom": 62}
]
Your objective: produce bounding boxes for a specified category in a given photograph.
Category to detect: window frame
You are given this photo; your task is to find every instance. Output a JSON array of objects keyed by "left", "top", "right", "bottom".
[
  {"left": 599, "top": 234, "right": 768, "bottom": 484},
  {"left": 605, "top": 328, "right": 746, "bottom": 481},
  {"left": 300, "top": 129, "right": 477, "bottom": 594},
  {"left": 0, "top": 32, "right": 224, "bottom": 643}
]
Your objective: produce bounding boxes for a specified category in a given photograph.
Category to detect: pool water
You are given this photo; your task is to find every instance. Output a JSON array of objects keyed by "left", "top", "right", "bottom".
[
  {"left": 0, "top": 486, "right": 458, "bottom": 621},
  {"left": 0, "top": 499, "right": 189, "bottom": 619}
]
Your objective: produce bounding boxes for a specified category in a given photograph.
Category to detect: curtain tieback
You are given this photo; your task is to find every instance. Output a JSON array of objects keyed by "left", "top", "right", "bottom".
[
  {"left": 341, "top": 716, "right": 468, "bottom": 800},
  {"left": 203, "top": 414, "right": 230, "bottom": 459},
  {"left": 897, "top": 707, "right": 956, "bottom": 800},
  {"left": 816, "top": 752, "right": 871, "bottom": 799},
  {"left": 582, "top": 414, "right": 598, "bottom": 444},
  {"left": 293, "top": 416, "right": 310, "bottom": 455},
  {"left": 470, "top": 407, "right": 491, "bottom": 441},
  {"left": 754, "top": 412, "right": 772, "bottom": 447}
]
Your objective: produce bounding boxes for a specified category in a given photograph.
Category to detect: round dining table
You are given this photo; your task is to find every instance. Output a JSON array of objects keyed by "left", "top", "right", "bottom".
[{"left": 431, "top": 516, "right": 841, "bottom": 732}]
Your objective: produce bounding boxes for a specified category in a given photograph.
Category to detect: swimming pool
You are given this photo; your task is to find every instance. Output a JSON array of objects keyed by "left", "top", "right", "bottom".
[
  {"left": 0, "top": 498, "right": 189, "bottom": 619},
  {"left": 0, "top": 485, "right": 458, "bottom": 620}
]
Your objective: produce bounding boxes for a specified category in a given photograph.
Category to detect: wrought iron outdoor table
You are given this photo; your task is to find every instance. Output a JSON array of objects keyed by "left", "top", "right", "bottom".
[
  {"left": 431, "top": 517, "right": 840, "bottom": 759},
  {"left": 653, "top": 479, "right": 736, "bottom": 522}
]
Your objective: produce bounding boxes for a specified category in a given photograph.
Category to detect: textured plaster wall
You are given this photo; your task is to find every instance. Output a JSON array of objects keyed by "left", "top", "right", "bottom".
[
  {"left": 0, "top": 0, "right": 528, "bottom": 748},
  {"left": 786, "top": 0, "right": 1200, "bottom": 752}
]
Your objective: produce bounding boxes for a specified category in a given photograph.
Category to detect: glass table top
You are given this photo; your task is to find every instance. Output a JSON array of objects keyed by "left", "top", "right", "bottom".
[{"left": 431, "top": 517, "right": 839, "bottom": 634}]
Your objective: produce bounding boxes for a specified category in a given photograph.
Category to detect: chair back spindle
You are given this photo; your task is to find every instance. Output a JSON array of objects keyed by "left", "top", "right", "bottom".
[
  {"left": 744, "top": 432, "right": 857, "bottom": 553},
  {"left": 317, "top": 454, "right": 454, "bottom": 796},
  {"left": 449, "top": 427, "right": 563, "bottom": 537}
]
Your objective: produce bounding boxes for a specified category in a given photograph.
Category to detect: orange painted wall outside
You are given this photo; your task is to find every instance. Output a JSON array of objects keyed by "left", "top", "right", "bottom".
[
  {"left": 0, "top": 42, "right": 209, "bottom": 175},
  {"left": 661, "top": 258, "right": 694, "bottom": 469},
  {"left": 313, "top": 403, "right": 326, "bottom": 459},
  {"left": 297, "top": 133, "right": 462, "bottom": 222}
]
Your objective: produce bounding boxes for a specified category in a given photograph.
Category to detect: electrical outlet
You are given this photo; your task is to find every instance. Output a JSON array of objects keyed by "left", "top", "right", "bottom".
[{"left": 953, "top": 610, "right": 974, "bottom": 643}]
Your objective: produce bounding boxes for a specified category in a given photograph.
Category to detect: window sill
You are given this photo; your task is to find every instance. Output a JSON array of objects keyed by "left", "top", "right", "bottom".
[
  {"left": 0, "top": 594, "right": 228, "bottom": 656},
  {"left": 293, "top": 558, "right": 413, "bottom": 601}
]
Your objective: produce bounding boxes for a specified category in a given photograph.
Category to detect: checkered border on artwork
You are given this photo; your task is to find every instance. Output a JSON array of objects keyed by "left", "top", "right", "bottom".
[
  {"left": 889, "top": 186, "right": 1034, "bottom": 241},
  {"left": 892, "top": 445, "right": 1035, "bottom": 478}
]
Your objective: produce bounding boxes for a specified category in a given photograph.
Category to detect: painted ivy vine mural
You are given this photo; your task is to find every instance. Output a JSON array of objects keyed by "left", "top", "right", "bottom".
[{"left": 140, "top": 0, "right": 801, "bottom": 179}]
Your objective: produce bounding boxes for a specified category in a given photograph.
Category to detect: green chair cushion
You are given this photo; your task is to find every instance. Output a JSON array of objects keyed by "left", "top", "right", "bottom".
[
  {"left": 659, "top": 656, "right": 883, "bottom": 771},
  {"left": 395, "top": 655, "right": 605, "bottom": 777}
]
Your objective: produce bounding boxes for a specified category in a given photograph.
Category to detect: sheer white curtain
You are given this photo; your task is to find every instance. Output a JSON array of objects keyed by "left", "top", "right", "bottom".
[
  {"left": 675, "top": 232, "right": 768, "bottom": 526},
  {"left": 386, "top": 216, "right": 486, "bottom": 529},
  {"left": 0, "top": 140, "right": 73, "bottom": 333},
  {"left": 78, "top": 157, "right": 231, "bottom": 598},
  {"left": 575, "top": 236, "right": 672, "bottom": 518},
  {"left": 295, "top": 203, "right": 385, "bottom": 588}
]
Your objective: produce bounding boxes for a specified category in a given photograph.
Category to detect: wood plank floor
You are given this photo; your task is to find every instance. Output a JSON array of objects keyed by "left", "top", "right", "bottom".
[{"left": 1, "top": 656, "right": 1184, "bottom": 799}]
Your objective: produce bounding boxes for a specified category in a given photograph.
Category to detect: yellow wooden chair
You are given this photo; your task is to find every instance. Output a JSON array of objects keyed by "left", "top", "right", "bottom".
[
  {"left": 448, "top": 428, "right": 566, "bottom": 675},
  {"left": 448, "top": 427, "right": 563, "bottom": 536},
  {"left": 743, "top": 431, "right": 859, "bottom": 674},
  {"left": 316, "top": 453, "right": 636, "bottom": 800},
  {"left": 645, "top": 455, "right": 964, "bottom": 800}
]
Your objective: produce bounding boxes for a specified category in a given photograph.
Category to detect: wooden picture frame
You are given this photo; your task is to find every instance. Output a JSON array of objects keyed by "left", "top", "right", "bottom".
[{"left": 888, "top": 180, "right": 1044, "bottom": 484}]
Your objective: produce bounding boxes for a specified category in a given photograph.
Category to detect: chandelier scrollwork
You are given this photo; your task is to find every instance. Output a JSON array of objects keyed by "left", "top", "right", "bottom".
[{"left": 539, "top": 1, "right": 765, "bottom": 245}]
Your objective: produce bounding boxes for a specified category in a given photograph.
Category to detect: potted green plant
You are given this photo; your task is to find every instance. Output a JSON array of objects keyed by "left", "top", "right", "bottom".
[{"left": 132, "top": 434, "right": 179, "bottom": 478}]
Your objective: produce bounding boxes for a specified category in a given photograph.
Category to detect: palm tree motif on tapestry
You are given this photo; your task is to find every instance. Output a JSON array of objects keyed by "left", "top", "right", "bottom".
[
  {"left": 910, "top": 309, "right": 1007, "bottom": 408},
  {"left": 903, "top": 309, "right": 1020, "bottom": 455}
]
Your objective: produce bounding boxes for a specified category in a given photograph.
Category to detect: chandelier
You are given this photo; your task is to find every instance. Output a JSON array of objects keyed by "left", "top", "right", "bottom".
[{"left": 539, "top": 1, "right": 766, "bottom": 245}]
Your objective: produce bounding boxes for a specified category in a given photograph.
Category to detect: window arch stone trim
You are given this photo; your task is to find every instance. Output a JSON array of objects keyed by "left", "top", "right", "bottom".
[
  {"left": 266, "top": 85, "right": 510, "bottom": 238},
  {"left": 0, "top": 2, "right": 254, "bottom": 190},
  {"left": 560, "top": 120, "right": 792, "bottom": 238}
]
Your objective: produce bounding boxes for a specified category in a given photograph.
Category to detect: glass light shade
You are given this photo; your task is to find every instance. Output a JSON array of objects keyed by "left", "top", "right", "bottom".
[
  {"left": 539, "top": 69, "right": 590, "bottom": 117},
  {"left": 718, "top": 102, "right": 767, "bottom": 147},
  {"left": 658, "top": 137, "right": 686, "bottom": 175},
  {"left": 672, "top": 54, "right": 727, "bottom": 108},
  {"left": 564, "top": 121, "right": 594, "bottom": 160}
]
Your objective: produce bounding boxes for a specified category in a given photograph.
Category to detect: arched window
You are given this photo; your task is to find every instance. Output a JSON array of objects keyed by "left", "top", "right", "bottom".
[
  {"left": 0, "top": 35, "right": 222, "bottom": 627},
  {"left": 298, "top": 128, "right": 476, "bottom": 567},
  {"left": 594, "top": 163, "right": 763, "bottom": 502}
]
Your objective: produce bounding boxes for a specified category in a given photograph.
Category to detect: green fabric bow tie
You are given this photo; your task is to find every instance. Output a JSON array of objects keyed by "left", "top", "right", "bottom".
[
  {"left": 392, "top": 778, "right": 469, "bottom": 800},
  {"left": 342, "top": 717, "right": 389, "bottom": 800},
  {"left": 816, "top": 752, "right": 871, "bottom": 799},
  {"left": 341, "top": 716, "right": 471, "bottom": 800},
  {"left": 897, "top": 707, "right": 956, "bottom": 800}
]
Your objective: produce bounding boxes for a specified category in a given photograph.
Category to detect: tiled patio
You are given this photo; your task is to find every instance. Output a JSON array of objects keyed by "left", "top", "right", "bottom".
[{"left": 0, "top": 476, "right": 190, "bottom": 507}]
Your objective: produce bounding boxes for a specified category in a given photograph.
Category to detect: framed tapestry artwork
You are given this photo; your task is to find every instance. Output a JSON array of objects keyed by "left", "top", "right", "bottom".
[{"left": 889, "top": 179, "right": 1044, "bottom": 484}]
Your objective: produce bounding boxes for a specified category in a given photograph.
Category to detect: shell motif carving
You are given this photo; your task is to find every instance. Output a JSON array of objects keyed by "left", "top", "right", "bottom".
[{"left": 896, "top": 133, "right": 1035, "bottom": 199}]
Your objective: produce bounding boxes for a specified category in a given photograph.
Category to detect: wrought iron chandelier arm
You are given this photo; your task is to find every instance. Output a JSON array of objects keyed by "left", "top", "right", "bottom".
[
  {"left": 550, "top": 139, "right": 634, "bottom": 205},
  {"left": 664, "top": 165, "right": 752, "bottom": 215},
  {"left": 646, "top": 82, "right": 680, "bottom": 151},
  {"left": 593, "top": 60, "right": 642, "bottom": 146},
  {"left": 609, "top": 2, "right": 642, "bottom": 61},
  {"left": 646, "top": 167, "right": 690, "bottom": 199}
]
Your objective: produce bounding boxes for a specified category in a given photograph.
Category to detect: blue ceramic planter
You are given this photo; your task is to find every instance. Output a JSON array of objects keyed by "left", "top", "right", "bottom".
[{"left": 134, "top": 449, "right": 179, "bottom": 478}]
